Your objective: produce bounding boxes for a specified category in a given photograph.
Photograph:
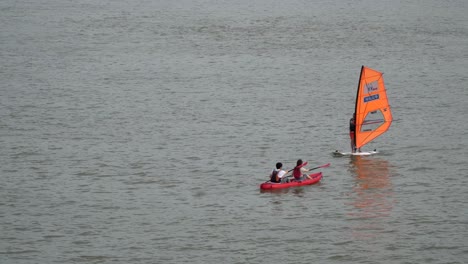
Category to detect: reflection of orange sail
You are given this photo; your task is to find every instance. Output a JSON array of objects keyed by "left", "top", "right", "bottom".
[
  {"left": 349, "top": 156, "right": 393, "bottom": 219},
  {"left": 354, "top": 66, "right": 392, "bottom": 149}
]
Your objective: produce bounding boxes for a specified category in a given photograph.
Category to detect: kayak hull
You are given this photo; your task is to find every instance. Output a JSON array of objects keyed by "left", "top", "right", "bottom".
[{"left": 260, "top": 172, "right": 323, "bottom": 190}]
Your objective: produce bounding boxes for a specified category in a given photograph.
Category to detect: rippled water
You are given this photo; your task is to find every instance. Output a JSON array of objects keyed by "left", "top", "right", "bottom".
[{"left": 1, "top": 0, "right": 468, "bottom": 263}]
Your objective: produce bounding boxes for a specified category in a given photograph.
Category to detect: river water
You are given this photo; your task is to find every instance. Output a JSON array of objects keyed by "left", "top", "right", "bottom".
[{"left": 1, "top": 0, "right": 467, "bottom": 263}]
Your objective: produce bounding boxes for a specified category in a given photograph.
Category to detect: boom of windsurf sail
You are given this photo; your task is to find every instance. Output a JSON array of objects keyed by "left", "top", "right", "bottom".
[{"left": 354, "top": 66, "right": 392, "bottom": 149}]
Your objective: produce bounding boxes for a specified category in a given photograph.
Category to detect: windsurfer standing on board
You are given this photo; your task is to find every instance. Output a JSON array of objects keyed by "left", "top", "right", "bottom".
[{"left": 349, "top": 113, "right": 360, "bottom": 153}]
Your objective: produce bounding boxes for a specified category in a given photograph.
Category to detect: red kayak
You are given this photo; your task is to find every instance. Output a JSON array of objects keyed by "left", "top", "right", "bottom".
[{"left": 260, "top": 172, "right": 323, "bottom": 190}]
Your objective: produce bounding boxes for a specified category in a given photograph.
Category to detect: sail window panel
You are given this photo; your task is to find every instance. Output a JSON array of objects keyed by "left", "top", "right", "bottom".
[{"left": 360, "top": 109, "right": 385, "bottom": 132}]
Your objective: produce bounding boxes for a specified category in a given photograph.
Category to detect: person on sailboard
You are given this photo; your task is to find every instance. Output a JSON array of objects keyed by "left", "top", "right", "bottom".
[
  {"left": 349, "top": 113, "right": 360, "bottom": 153},
  {"left": 292, "top": 159, "right": 313, "bottom": 181},
  {"left": 270, "top": 162, "right": 290, "bottom": 183}
]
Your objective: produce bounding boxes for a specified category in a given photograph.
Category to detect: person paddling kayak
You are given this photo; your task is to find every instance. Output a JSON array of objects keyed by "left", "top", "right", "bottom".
[
  {"left": 292, "top": 159, "right": 313, "bottom": 181},
  {"left": 270, "top": 162, "right": 290, "bottom": 183}
]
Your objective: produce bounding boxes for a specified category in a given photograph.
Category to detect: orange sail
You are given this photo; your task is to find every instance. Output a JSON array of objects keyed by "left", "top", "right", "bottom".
[{"left": 354, "top": 66, "right": 392, "bottom": 149}]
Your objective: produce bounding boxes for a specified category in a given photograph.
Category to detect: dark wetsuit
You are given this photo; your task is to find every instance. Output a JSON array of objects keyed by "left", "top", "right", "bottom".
[
  {"left": 350, "top": 118, "right": 356, "bottom": 151},
  {"left": 349, "top": 118, "right": 355, "bottom": 133}
]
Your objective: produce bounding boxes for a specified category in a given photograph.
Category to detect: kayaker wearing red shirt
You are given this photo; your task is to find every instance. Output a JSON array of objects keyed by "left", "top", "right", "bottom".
[{"left": 292, "top": 159, "right": 312, "bottom": 181}]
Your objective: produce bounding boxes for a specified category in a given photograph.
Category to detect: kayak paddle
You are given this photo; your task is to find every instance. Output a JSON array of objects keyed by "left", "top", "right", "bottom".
[{"left": 307, "top": 163, "right": 331, "bottom": 171}]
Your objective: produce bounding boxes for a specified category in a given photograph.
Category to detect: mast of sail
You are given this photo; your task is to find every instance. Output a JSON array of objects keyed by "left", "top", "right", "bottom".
[{"left": 353, "top": 65, "right": 365, "bottom": 149}]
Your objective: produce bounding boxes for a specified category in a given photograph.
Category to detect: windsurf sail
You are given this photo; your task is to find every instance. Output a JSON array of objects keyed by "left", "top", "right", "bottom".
[{"left": 354, "top": 66, "right": 392, "bottom": 149}]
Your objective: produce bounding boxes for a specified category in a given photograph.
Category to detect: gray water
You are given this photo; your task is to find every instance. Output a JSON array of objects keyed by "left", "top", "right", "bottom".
[{"left": 1, "top": 0, "right": 468, "bottom": 263}]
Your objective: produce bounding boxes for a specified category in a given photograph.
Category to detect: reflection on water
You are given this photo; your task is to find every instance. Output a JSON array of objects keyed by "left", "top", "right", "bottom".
[
  {"left": 260, "top": 185, "right": 308, "bottom": 197},
  {"left": 348, "top": 156, "right": 394, "bottom": 218},
  {"left": 347, "top": 156, "right": 395, "bottom": 239}
]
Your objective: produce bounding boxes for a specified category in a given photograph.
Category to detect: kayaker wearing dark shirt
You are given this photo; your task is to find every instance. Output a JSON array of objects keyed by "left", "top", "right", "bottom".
[{"left": 270, "top": 162, "right": 289, "bottom": 183}]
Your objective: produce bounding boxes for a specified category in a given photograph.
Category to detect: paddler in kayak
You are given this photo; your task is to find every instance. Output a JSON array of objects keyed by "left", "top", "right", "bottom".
[
  {"left": 292, "top": 159, "right": 313, "bottom": 181},
  {"left": 270, "top": 162, "right": 290, "bottom": 183}
]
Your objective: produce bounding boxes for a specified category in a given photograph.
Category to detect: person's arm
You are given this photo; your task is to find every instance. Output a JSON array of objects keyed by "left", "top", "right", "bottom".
[{"left": 278, "top": 170, "right": 288, "bottom": 178}]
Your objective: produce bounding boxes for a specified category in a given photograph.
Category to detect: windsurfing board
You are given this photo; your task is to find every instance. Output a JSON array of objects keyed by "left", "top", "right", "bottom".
[{"left": 332, "top": 150, "right": 378, "bottom": 157}]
